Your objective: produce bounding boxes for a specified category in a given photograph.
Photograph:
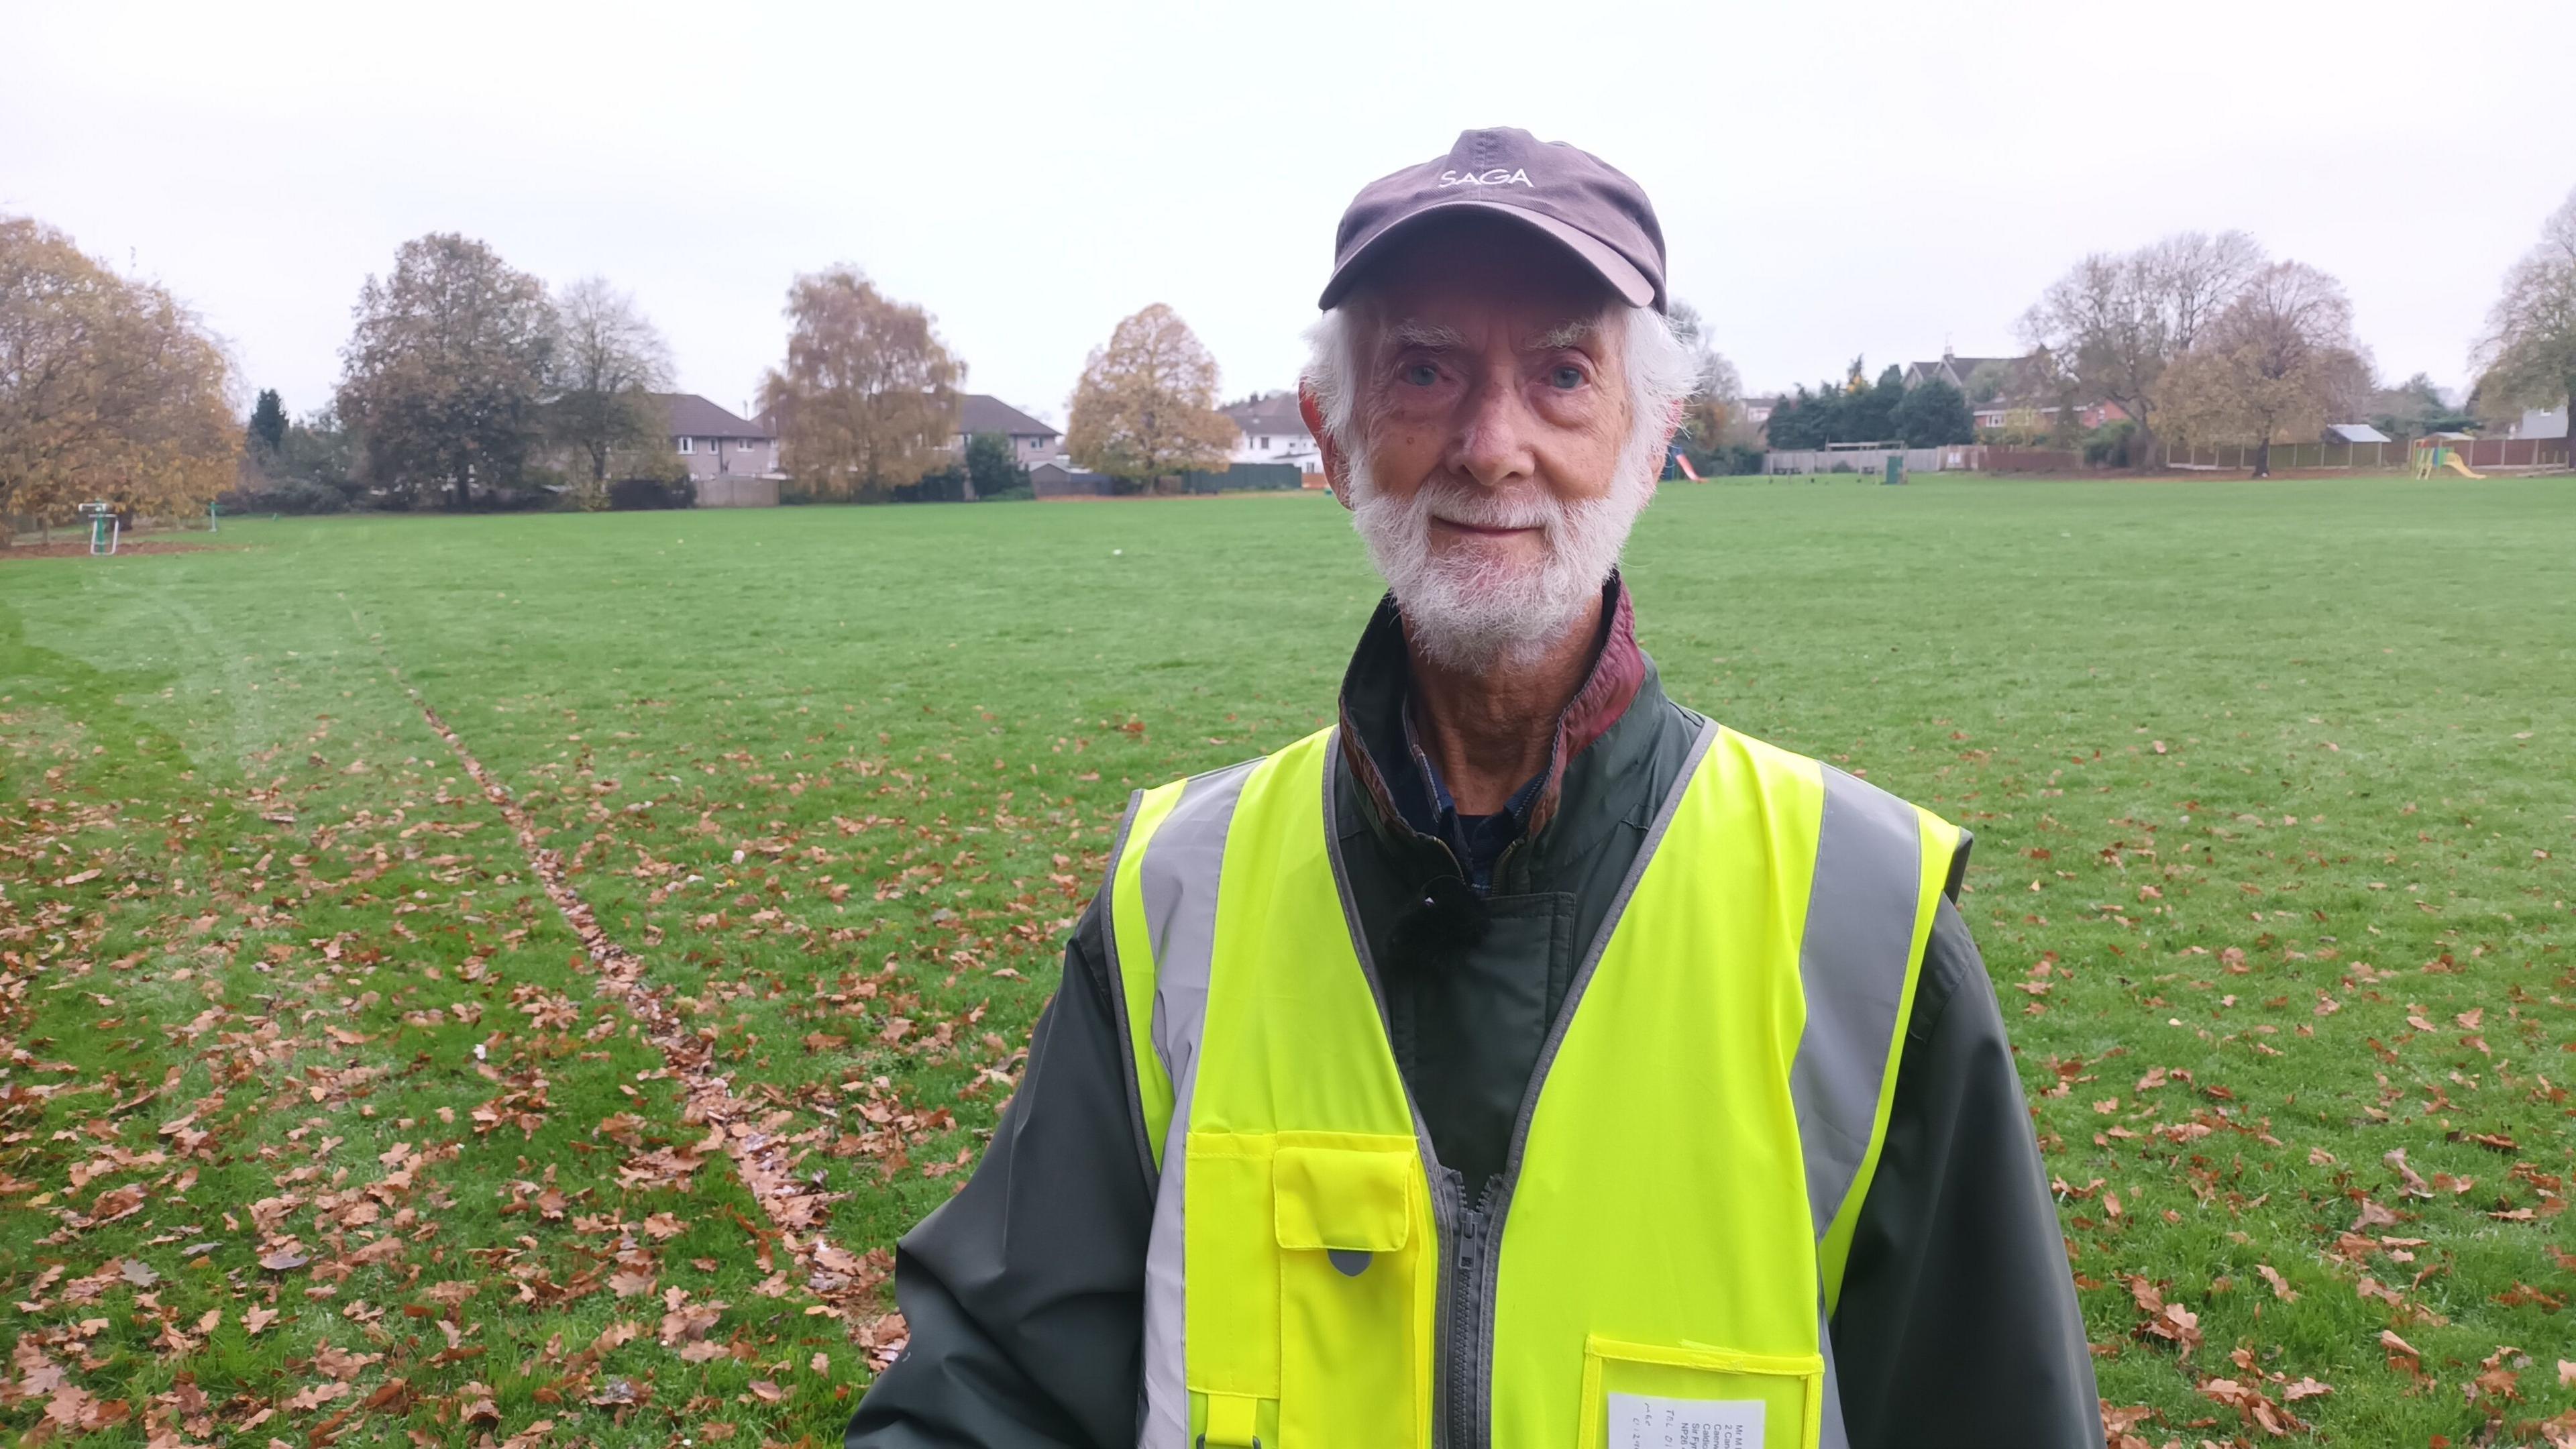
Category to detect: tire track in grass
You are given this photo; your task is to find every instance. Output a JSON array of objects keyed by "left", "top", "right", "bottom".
[{"left": 368, "top": 640, "right": 909, "bottom": 1370}]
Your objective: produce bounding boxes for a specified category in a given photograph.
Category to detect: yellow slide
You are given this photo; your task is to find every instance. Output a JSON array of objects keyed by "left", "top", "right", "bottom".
[{"left": 2443, "top": 454, "right": 2485, "bottom": 479}]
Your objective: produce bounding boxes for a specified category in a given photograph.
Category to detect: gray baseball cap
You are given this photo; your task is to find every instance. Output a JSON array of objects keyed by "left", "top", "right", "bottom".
[{"left": 1319, "top": 127, "right": 1667, "bottom": 313}]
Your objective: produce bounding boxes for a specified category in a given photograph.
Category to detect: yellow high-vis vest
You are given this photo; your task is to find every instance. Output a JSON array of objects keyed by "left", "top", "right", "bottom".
[{"left": 1106, "top": 720, "right": 1965, "bottom": 1449}]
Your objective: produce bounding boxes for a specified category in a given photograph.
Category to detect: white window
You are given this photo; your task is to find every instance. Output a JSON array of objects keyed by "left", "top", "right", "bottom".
[{"left": 677, "top": 436, "right": 693, "bottom": 454}]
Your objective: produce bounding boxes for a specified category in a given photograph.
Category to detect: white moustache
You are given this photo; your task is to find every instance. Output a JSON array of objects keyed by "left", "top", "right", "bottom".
[{"left": 1419, "top": 483, "right": 1561, "bottom": 534}]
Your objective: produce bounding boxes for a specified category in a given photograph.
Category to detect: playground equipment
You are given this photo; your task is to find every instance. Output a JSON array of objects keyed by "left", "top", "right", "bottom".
[
  {"left": 2410, "top": 439, "right": 2485, "bottom": 480},
  {"left": 78, "top": 502, "right": 120, "bottom": 555}
]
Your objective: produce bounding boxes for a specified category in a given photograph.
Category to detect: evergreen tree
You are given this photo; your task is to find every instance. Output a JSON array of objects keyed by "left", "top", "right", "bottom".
[
  {"left": 247, "top": 389, "right": 287, "bottom": 454},
  {"left": 1848, "top": 364, "right": 1905, "bottom": 442},
  {"left": 1894, "top": 378, "right": 1974, "bottom": 446}
]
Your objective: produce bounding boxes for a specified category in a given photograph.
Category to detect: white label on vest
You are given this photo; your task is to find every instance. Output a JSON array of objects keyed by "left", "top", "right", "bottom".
[{"left": 1607, "top": 1392, "right": 1765, "bottom": 1449}]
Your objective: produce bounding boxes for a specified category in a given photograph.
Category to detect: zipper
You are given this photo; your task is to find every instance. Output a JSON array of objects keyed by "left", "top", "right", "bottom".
[
  {"left": 1438, "top": 1169, "right": 1491, "bottom": 1449},
  {"left": 1326, "top": 737, "right": 1711, "bottom": 1449},
  {"left": 1426, "top": 720, "right": 1725, "bottom": 1449}
]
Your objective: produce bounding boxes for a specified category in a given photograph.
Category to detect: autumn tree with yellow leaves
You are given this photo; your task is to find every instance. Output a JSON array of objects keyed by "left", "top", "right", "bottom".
[
  {"left": 759, "top": 268, "right": 961, "bottom": 502},
  {"left": 2155, "top": 261, "right": 2373, "bottom": 478},
  {"left": 0, "top": 217, "right": 237, "bottom": 537},
  {"left": 1066, "top": 304, "right": 1237, "bottom": 490}
]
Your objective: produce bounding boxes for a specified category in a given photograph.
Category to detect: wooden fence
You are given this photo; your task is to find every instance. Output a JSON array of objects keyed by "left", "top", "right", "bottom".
[{"left": 2166, "top": 439, "right": 2570, "bottom": 472}]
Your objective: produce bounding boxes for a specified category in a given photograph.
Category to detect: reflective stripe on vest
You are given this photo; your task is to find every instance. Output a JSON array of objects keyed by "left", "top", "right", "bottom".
[{"left": 1104, "top": 723, "right": 1964, "bottom": 1449}]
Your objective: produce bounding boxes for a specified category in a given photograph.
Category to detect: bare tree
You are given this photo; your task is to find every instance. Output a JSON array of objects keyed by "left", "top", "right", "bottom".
[
  {"left": 2473, "top": 188, "right": 2576, "bottom": 437},
  {"left": 0, "top": 216, "right": 237, "bottom": 535},
  {"left": 1667, "top": 300, "right": 1744, "bottom": 454},
  {"left": 758, "top": 266, "right": 961, "bottom": 502},
  {"left": 549, "top": 277, "right": 672, "bottom": 508},
  {"left": 1065, "top": 304, "right": 1237, "bottom": 489},
  {"left": 2021, "top": 230, "right": 2266, "bottom": 465},
  {"left": 2145, "top": 231, "right": 2266, "bottom": 354},
  {"left": 2157, "top": 261, "right": 2371, "bottom": 477}
]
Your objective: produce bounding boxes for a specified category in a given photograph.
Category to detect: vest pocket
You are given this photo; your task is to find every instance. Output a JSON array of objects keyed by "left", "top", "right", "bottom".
[
  {"left": 1185, "top": 1133, "right": 1426, "bottom": 1446},
  {"left": 1577, "top": 1334, "right": 1824, "bottom": 1449},
  {"left": 1185, "top": 1132, "right": 1281, "bottom": 1437},
  {"left": 1176, "top": 1132, "right": 1426, "bottom": 1447},
  {"left": 1273, "top": 1138, "right": 1421, "bottom": 1447}
]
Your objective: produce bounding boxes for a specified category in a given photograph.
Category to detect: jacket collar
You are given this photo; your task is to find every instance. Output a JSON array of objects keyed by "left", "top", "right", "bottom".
[{"left": 1335, "top": 573, "right": 1648, "bottom": 851}]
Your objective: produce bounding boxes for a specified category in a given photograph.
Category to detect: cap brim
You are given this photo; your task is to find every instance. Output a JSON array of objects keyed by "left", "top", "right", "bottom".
[{"left": 1317, "top": 198, "right": 1657, "bottom": 311}]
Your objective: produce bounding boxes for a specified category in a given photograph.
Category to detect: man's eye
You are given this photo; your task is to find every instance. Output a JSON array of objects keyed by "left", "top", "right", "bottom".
[
  {"left": 1402, "top": 363, "right": 1439, "bottom": 387},
  {"left": 1550, "top": 366, "right": 1586, "bottom": 390}
]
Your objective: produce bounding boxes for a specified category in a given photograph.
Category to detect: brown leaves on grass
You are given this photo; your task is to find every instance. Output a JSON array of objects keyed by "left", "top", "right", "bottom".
[
  {"left": 2123, "top": 1276, "right": 2202, "bottom": 1356},
  {"left": 2101, "top": 1400, "right": 2160, "bottom": 1449},
  {"left": 2255, "top": 1263, "right": 2299, "bottom": 1301},
  {"left": 2198, "top": 1374, "right": 2308, "bottom": 1438},
  {"left": 469, "top": 1069, "right": 553, "bottom": 1138}
]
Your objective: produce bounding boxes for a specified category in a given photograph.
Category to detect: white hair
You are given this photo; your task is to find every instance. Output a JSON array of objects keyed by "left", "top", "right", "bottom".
[{"left": 1298, "top": 296, "right": 1697, "bottom": 669}]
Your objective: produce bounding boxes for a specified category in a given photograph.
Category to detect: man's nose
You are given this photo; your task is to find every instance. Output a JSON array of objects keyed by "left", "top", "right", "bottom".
[{"left": 1447, "top": 373, "right": 1536, "bottom": 490}]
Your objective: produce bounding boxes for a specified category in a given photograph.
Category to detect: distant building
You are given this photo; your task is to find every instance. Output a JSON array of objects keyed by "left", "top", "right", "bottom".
[
  {"left": 1974, "top": 398, "right": 2127, "bottom": 433},
  {"left": 1900, "top": 353, "right": 2022, "bottom": 393},
  {"left": 1030, "top": 462, "right": 1114, "bottom": 498},
  {"left": 1221, "top": 392, "right": 1321, "bottom": 469},
  {"left": 958, "top": 396, "right": 1062, "bottom": 466},
  {"left": 2324, "top": 423, "right": 2391, "bottom": 444},
  {"left": 656, "top": 394, "right": 780, "bottom": 481},
  {"left": 1900, "top": 351, "right": 2125, "bottom": 433},
  {"left": 1740, "top": 395, "right": 1782, "bottom": 428},
  {"left": 2514, "top": 407, "right": 2568, "bottom": 440}
]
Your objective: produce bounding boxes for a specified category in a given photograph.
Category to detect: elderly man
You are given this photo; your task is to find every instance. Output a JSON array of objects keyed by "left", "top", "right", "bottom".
[{"left": 847, "top": 129, "right": 2095, "bottom": 1449}]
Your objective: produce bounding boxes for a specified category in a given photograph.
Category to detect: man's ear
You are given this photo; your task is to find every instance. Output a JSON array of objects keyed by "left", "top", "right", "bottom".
[{"left": 1298, "top": 386, "right": 1355, "bottom": 511}]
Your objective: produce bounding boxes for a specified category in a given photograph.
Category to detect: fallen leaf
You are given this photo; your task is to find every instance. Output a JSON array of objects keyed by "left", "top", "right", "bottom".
[{"left": 2384, "top": 1148, "right": 2431, "bottom": 1198}]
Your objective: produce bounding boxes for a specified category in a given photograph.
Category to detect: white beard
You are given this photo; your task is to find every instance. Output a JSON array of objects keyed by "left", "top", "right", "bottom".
[{"left": 1348, "top": 452, "right": 1655, "bottom": 671}]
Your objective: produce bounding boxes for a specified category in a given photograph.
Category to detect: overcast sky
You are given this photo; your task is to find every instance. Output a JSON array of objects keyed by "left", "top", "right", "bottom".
[{"left": 5, "top": 0, "right": 2563, "bottom": 426}]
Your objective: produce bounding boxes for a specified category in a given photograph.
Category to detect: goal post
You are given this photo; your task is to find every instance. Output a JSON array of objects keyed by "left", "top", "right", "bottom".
[{"left": 78, "top": 502, "right": 119, "bottom": 556}]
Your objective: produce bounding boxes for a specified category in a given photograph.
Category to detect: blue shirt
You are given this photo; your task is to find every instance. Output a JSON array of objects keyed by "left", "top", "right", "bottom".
[{"left": 1395, "top": 700, "right": 1548, "bottom": 894}]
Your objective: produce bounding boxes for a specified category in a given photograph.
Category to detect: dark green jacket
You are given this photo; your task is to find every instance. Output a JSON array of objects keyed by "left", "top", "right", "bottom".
[{"left": 846, "top": 582, "right": 2097, "bottom": 1448}]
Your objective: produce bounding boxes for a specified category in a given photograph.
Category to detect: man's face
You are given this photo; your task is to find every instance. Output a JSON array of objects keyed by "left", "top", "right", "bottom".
[{"left": 1309, "top": 219, "right": 1652, "bottom": 669}]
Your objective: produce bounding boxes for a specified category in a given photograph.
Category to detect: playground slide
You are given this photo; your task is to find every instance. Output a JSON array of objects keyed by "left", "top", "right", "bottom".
[{"left": 2443, "top": 455, "right": 2485, "bottom": 479}]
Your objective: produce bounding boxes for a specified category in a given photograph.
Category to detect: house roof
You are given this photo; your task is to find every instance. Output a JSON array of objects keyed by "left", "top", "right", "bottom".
[
  {"left": 655, "top": 393, "right": 770, "bottom": 439},
  {"left": 1906, "top": 356, "right": 2021, "bottom": 390},
  {"left": 1222, "top": 392, "right": 1306, "bottom": 434},
  {"left": 961, "top": 394, "right": 1057, "bottom": 437},
  {"left": 2326, "top": 423, "right": 2391, "bottom": 443}
]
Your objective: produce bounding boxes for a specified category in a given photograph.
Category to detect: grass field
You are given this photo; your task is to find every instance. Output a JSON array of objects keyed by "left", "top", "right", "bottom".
[{"left": 3, "top": 474, "right": 2571, "bottom": 1447}]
